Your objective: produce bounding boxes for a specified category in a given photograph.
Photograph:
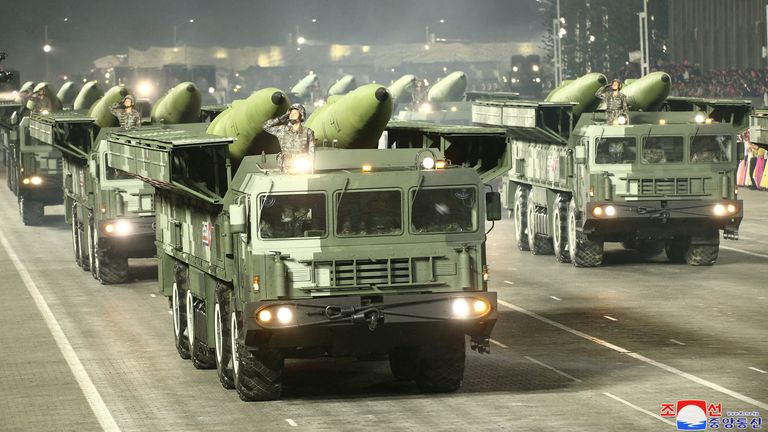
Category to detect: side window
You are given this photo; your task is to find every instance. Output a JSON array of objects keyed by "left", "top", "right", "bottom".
[
  {"left": 691, "top": 135, "right": 732, "bottom": 163},
  {"left": 258, "top": 193, "right": 326, "bottom": 239},
  {"left": 642, "top": 136, "right": 684, "bottom": 164},
  {"left": 336, "top": 190, "right": 402, "bottom": 237}
]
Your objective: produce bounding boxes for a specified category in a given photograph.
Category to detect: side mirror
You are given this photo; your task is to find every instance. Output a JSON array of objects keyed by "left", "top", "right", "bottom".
[
  {"left": 574, "top": 145, "right": 586, "bottom": 164},
  {"left": 89, "top": 159, "right": 98, "bottom": 179},
  {"left": 736, "top": 141, "right": 745, "bottom": 161},
  {"left": 229, "top": 202, "right": 246, "bottom": 234},
  {"left": 485, "top": 191, "right": 502, "bottom": 221}
]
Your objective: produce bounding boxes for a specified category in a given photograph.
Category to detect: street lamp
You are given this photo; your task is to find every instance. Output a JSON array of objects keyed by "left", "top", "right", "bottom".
[
  {"left": 638, "top": 0, "right": 650, "bottom": 76},
  {"left": 425, "top": 19, "right": 445, "bottom": 45}
]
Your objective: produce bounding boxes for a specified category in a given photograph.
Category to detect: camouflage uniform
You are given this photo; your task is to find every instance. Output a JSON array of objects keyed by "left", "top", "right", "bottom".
[
  {"left": 110, "top": 97, "right": 141, "bottom": 130},
  {"left": 28, "top": 93, "right": 52, "bottom": 113},
  {"left": 596, "top": 86, "right": 629, "bottom": 124},
  {"left": 263, "top": 104, "right": 315, "bottom": 170}
]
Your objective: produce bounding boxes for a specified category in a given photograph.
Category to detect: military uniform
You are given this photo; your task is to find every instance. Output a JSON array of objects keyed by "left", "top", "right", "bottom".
[
  {"left": 596, "top": 86, "right": 629, "bottom": 124},
  {"left": 110, "top": 100, "right": 141, "bottom": 130},
  {"left": 29, "top": 93, "right": 52, "bottom": 113},
  {"left": 643, "top": 147, "right": 667, "bottom": 163},
  {"left": 263, "top": 104, "right": 315, "bottom": 170}
]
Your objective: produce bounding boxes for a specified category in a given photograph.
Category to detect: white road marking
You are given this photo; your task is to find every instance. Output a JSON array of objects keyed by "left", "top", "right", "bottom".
[
  {"left": 497, "top": 298, "right": 768, "bottom": 410},
  {"left": 149, "top": 294, "right": 156, "bottom": 298},
  {"left": 721, "top": 245, "right": 768, "bottom": 260},
  {"left": 490, "top": 338, "right": 509, "bottom": 348},
  {"left": 748, "top": 367, "right": 767, "bottom": 374},
  {"left": 669, "top": 339, "right": 686, "bottom": 346},
  {"left": 286, "top": 419, "right": 298, "bottom": 427},
  {"left": 168, "top": 310, "right": 173, "bottom": 315},
  {"left": 549, "top": 296, "right": 562, "bottom": 301},
  {"left": 503, "top": 280, "right": 515, "bottom": 285},
  {"left": 603, "top": 315, "right": 618, "bottom": 321},
  {"left": 524, "top": 356, "right": 582, "bottom": 383},
  {"left": 603, "top": 392, "right": 674, "bottom": 426},
  {"left": 0, "top": 231, "right": 121, "bottom": 432}
]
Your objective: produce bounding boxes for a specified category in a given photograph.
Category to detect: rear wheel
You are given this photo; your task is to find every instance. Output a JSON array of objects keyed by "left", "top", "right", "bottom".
[
  {"left": 552, "top": 194, "right": 571, "bottom": 263},
  {"left": 187, "top": 290, "right": 215, "bottom": 369},
  {"left": 231, "top": 312, "right": 283, "bottom": 401},
  {"left": 567, "top": 200, "right": 603, "bottom": 267},
  {"left": 71, "top": 206, "right": 89, "bottom": 270},
  {"left": 172, "top": 273, "right": 191, "bottom": 360},
  {"left": 527, "top": 200, "right": 554, "bottom": 255},
  {"left": 20, "top": 198, "right": 44, "bottom": 226},
  {"left": 513, "top": 186, "right": 530, "bottom": 251},
  {"left": 415, "top": 334, "right": 466, "bottom": 393},
  {"left": 685, "top": 233, "right": 720, "bottom": 266},
  {"left": 214, "top": 284, "right": 235, "bottom": 389}
]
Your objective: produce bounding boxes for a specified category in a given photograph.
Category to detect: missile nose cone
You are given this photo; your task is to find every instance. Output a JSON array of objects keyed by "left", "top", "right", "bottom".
[
  {"left": 598, "top": 75, "right": 607, "bottom": 85},
  {"left": 459, "top": 74, "right": 466, "bottom": 80},
  {"left": 271, "top": 91, "right": 286, "bottom": 106},
  {"left": 375, "top": 87, "right": 390, "bottom": 102},
  {"left": 660, "top": 73, "right": 670, "bottom": 83},
  {"left": 119, "top": 88, "right": 128, "bottom": 97},
  {"left": 186, "top": 84, "right": 196, "bottom": 93}
]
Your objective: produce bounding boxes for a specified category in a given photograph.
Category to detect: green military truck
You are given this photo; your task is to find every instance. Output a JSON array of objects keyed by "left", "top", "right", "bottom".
[
  {"left": 103, "top": 124, "right": 500, "bottom": 400},
  {"left": 29, "top": 111, "right": 157, "bottom": 283},
  {"left": 750, "top": 107, "right": 768, "bottom": 167},
  {"left": 473, "top": 98, "right": 750, "bottom": 267},
  {"left": 6, "top": 109, "right": 65, "bottom": 225},
  {"left": 0, "top": 100, "right": 21, "bottom": 183}
]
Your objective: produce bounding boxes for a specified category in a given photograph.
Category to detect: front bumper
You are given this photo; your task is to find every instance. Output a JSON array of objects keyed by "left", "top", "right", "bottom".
[
  {"left": 243, "top": 292, "right": 497, "bottom": 356},
  {"left": 583, "top": 200, "right": 742, "bottom": 239},
  {"left": 97, "top": 216, "right": 156, "bottom": 258},
  {"left": 18, "top": 174, "right": 63, "bottom": 205}
]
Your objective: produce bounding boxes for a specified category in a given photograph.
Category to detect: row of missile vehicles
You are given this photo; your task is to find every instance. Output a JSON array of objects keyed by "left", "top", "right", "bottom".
[{"left": 0, "top": 66, "right": 757, "bottom": 401}]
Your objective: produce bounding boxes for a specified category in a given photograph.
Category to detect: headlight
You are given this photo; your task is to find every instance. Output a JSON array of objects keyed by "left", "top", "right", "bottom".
[
  {"left": 616, "top": 115, "right": 628, "bottom": 125},
  {"left": 694, "top": 112, "right": 706, "bottom": 124},
  {"left": 290, "top": 155, "right": 312, "bottom": 174},
  {"left": 421, "top": 157, "right": 435, "bottom": 170},
  {"left": 604, "top": 205, "right": 616, "bottom": 216},
  {"left": 30, "top": 176, "right": 43, "bottom": 185},
  {"left": 727, "top": 204, "right": 736, "bottom": 213},
  {"left": 418, "top": 102, "right": 433, "bottom": 113},
  {"left": 451, "top": 297, "right": 491, "bottom": 319},
  {"left": 257, "top": 309, "right": 272, "bottom": 323},
  {"left": 592, "top": 205, "right": 617, "bottom": 217},
  {"left": 276, "top": 307, "right": 294, "bottom": 324},
  {"left": 592, "top": 206, "right": 603, "bottom": 217},
  {"left": 256, "top": 305, "right": 295, "bottom": 326},
  {"left": 103, "top": 220, "right": 133, "bottom": 235},
  {"left": 713, "top": 203, "right": 737, "bottom": 216}
]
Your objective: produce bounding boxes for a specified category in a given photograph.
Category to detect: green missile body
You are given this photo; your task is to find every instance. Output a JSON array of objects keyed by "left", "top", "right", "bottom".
[
  {"left": 427, "top": 71, "right": 467, "bottom": 103},
  {"left": 73, "top": 81, "right": 104, "bottom": 111},
  {"left": 150, "top": 82, "right": 202, "bottom": 124},
  {"left": 618, "top": 71, "right": 671, "bottom": 111},
  {"left": 291, "top": 73, "right": 319, "bottom": 99},
  {"left": 14, "top": 81, "right": 35, "bottom": 104},
  {"left": 88, "top": 85, "right": 131, "bottom": 128},
  {"left": 388, "top": 74, "right": 417, "bottom": 104},
  {"left": 206, "top": 88, "right": 290, "bottom": 161},
  {"left": 544, "top": 79, "right": 574, "bottom": 101},
  {"left": 328, "top": 75, "right": 357, "bottom": 97},
  {"left": 56, "top": 81, "right": 80, "bottom": 109},
  {"left": 306, "top": 84, "right": 392, "bottom": 149},
  {"left": 545, "top": 72, "right": 607, "bottom": 116}
]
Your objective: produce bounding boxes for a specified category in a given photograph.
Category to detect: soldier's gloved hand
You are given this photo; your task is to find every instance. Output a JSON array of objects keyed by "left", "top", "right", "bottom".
[{"left": 279, "top": 113, "right": 290, "bottom": 123}]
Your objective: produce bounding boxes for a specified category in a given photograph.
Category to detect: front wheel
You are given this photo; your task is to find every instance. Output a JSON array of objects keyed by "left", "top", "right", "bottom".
[
  {"left": 685, "top": 242, "right": 719, "bottom": 266},
  {"left": 214, "top": 284, "right": 235, "bottom": 389},
  {"left": 231, "top": 312, "right": 283, "bottom": 401},
  {"left": 389, "top": 347, "right": 419, "bottom": 381},
  {"left": 513, "top": 186, "right": 530, "bottom": 251},
  {"left": 20, "top": 198, "right": 44, "bottom": 226},
  {"left": 90, "top": 220, "right": 128, "bottom": 284},
  {"left": 567, "top": 200, "right": 603, "bottom": 267},
  {"left": 415, "top": 334, "right": 466, "bottom": 393},
  {"left": 552, "top": 193, "right": 571, "bottom": 263}
]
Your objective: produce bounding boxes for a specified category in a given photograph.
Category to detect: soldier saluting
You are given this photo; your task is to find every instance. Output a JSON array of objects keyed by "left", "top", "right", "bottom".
[
  {"left": 263, "top": 103, "right": 315, "bottom": 171},
  {"left": 596, "top": 79, "right": 629, "bottom": 124},
  {"left": 110, "top": 94, "right": 141, "bottom": 130}
]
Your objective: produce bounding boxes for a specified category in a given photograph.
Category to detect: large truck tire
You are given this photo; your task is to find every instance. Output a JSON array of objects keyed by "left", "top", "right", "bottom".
[
  {"left": 415, "top": 334, "right": 466, "bottom": 393},
  {"left": 214, "top": 284, "right": 235, "bottom": 389},
  {"left": 389, "top": 347, "right": 419, "bottom": 381},
  {"left": 171, "top": 273, "right": 191, "bottom": 360},
  {"left": 513, "top": 186, "right": 530, "bottom": 251},
  {"left": 71, "top": 207, "right": 89, "bottom": 270},
  {"left": 552, "top": 194, "right": 571, "bottom": 263},
  {"left": 231, "top": 312, "right": 283, "bottom": 401},
  {"left": 94, "top": 251, "right": 128, "bottom": 284},
  {"left": 567, "top": 200, "right": 603, "bottom": 267},
  {"left": 20, "top": 198, "right": 44, "bottom": 226},
  {"left": 665, "top": 238, "right": 688, "bottom": 263},
  {"left": 527, "top": 201, "right": 554, "bottom": 255},
  {"left": 187, "top": 290, "right": 216, "bottom": 370},
  {"left": 685, "top": 244, "right": 719, "bottom": 266}
]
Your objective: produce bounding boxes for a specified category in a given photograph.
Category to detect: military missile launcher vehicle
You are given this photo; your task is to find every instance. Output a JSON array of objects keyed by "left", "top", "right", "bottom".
[
  {"left": 395, "top": 71, "right": 472, "bottom": 125},
  {"left": 476, "top": 72, "right": 750, "bottom": 266},
  {"left": 327, "top": 74, "right": 357, "bottom": 97},
  {"left": 1, "top": 99, "right": 21, "bottom": 184},
  {"left": 103, "top": 85, "right": 499, "bottom": 401}
]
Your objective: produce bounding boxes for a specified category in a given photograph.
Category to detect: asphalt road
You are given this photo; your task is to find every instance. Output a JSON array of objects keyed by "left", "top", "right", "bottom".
[{"left": 0, "top": 174, "right": 765, "bottom": 432}]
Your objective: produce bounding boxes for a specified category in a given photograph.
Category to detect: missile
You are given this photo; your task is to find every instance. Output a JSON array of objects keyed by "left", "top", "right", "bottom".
[
  {"left": 88, "top": 85, "right": 131, "bottom": 128},
  {"left": 388, "top": 74, "right": 416, "bottom": 104},
  {"left": 27, "top": 82, "right": 63, "bottom": 112},
  {"left": 545, "top": 72, "right": 607, "bottom": 116},
  {"left": 544, "top": 79, "right": 573, "bottom": 101},
  {"left": 150, "top": 82, "right": 202, "bottom": 124},
  {"left": 57, "top": 81, "right": 80, "bottom": 109},
  {"left": 617, "top": 71, "right": 671, "bottom": 112},
  {"left": 290, "top": 73, "right": 319, "bottom": 100},
  {"left": 206, "top": 88, "right": 290, "bottom": 161},
  {"left": 306, "top": 83, "right": 393, "bottom": 149},
  {"left": 327, "top": 75, "right": 357, "bottom": 97},
  {"left": 14, "top": 81, "right": 35, "bottom": 104},
  {"left": 427, "top": 71, "right": 467, "bottom": 103},
  {"left": 73, "top": 81, "right": 104, "bottom": 111}
]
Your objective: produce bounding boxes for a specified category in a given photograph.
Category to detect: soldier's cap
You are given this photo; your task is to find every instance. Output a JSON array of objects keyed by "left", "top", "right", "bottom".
[
  {"left": 287, "top": 103, "right": 306, "bottom": 121},
  {"left": 32, "top": 82, "right": 49, "bottom": 93},
  {"left": 121, "top": 94, "right": 136, "bottom": 104}
]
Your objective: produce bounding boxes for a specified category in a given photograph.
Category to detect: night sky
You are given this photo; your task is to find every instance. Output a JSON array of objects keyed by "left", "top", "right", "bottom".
[{"left": 0, "top": 0, "right": 541, "bottom": 81}]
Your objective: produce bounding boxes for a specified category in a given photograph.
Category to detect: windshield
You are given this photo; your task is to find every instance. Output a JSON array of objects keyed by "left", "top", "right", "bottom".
[
  {"left": 642, "top": 136, "right": 684, "bottom": 164},
  {"left": 258, "top": 193, "right": 326, "bottom": 239},
  {"left": 595, "top": 137, "right": 637, "bottom": 164},
  {"left": 691, "top": 134, "right": 732, "bottom": 163},
  {"left": 411, "top": 187, "right": 477, "bottom": 233},
  {"left": 336, "top": 190, "right": 402, "bottom": 236}
]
